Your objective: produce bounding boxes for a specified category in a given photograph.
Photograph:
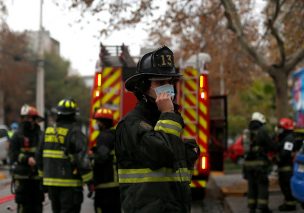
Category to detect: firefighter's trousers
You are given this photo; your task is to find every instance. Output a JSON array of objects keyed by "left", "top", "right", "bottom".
[
  {"left": 94, "top": 187, "right": 121, "bottom": 213},
  {"left": 48, "top": 186, "right": 83, "bottom": 213},
  {"left": 278, "top": 169, "right": 296, "bottom": 205},
  {"left": 14, "top": 179, "right": 44, "bottom": 213},
  {"left": 246, "top": 169, "right": 270, "bottom": 210}
]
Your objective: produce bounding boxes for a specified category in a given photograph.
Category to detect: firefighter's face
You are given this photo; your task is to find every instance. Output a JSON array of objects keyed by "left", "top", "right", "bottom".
[
  {"left": 148, "top": 80, "right": 172, "bottom": 99},
  {"left": 21, "top": 116, "right": 36, "bottom": 130},
  {"left": 96, "top": 120, "right": 106, "bottom": 130}
]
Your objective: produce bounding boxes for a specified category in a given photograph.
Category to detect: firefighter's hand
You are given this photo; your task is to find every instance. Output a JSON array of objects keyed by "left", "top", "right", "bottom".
[
  {"left": 87, "top": 181, "right": 95, "bottom": 198},
  {"left": 156, "top": 92, "right": 174, "bottom": 113},
  {"left": 28, "top": 157, "right": 36, "bottom": 167}
]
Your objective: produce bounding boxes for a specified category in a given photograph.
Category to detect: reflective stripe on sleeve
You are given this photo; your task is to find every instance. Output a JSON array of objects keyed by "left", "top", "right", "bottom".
[
  {"left": 18, "top": 153, "right": 25, "bottom": 162},
  {"left": 38, "top": 170, "right": 43, "bottom": 177},
  {"left": 278, "top": 166, "right": 292, "bottom": 172},
  {"left": 82, "top": 171, "right": 93, "bottom": 182},
  {"left": 43, "top": 177, "right": 82, "bottom": 187},
  {"left": 118, "top": 167, "right": 190, "bottom": 183},
  {"left": 154, "top": 120, "right": 182, "bottom": 137},
  {"left": 13, "top": 174, "right": 41, "bottom": 180},
  {"left": 20, "top": 147, "right": 37, "bottom": 153},
  {"left": 243, "top": 160, "right": 267, "bottom": 167},
  {"left": 95, "top": 182, "right": 119, "bottom": 189}
]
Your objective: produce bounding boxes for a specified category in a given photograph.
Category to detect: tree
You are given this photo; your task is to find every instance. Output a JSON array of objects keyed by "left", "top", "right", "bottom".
[
  {"left": 228, "top": 76, "right": 276, "bottom": 136},
  {"left": 0, "top": 24, "right": 36, "bottom": 125},
  {"left": 59, "top": 0, "right": 303, "bottom": 118},
  {"left": 220, "top": 0, "right": 304, "bottom": 117},
  {"left": 44, "top": 53, "right": 91, "bottom": 124}
]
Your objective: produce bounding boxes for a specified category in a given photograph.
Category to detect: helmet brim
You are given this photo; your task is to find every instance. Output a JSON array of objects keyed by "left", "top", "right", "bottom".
[{"left": 125, "top": 72, "right": 182, "bottom": 92}]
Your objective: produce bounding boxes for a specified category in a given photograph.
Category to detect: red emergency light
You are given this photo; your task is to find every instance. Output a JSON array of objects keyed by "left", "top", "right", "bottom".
[{"left": 197, "top": 154, "right": 209, "bottom": 174}]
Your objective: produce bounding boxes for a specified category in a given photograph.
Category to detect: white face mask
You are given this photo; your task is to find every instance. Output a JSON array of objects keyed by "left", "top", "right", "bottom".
[{"left": 154, "top": 84, "right": 175, "bottom": 99}]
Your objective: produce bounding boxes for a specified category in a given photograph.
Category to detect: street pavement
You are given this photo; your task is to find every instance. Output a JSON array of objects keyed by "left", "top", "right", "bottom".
[
  {"left": 211, "top": 172, "right": 304, "bottom": 213},
  {"left": 0, "top": 166, "right": 302, "bottom": 213}
]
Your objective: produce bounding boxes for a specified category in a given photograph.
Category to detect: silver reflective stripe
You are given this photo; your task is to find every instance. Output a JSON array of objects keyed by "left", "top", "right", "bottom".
[{"left": 243, "top": 160, "right": 267, "bottom": 167}]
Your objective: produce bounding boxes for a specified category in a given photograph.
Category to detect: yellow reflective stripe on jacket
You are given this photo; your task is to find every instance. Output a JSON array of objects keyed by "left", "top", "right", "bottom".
[
  {"left": 45, "top": 127, "right": 69, "bottom": 144},
  {"left": 257, "top": 199, "right": 268, "bottom": 205},
  {"left": 286, "top": 201, "right": 297, "bottom": 205},
  {"left": 18, "top": 153, "right": 25, "bottom": 162},
  {"left": 95, "top": 182, "right": 119, "bottom": 189},
  {"left": 278, "top": 166, "right": 292, "bottom": 172},
  {"left": 82, "top": 171, "right": 93, "bottom": 182},
  {"left": 43, "top": 177, "right": 82, "bottom": 187},
  {"left": 243, "top": 160, "right": 267, "bottom": 167},
  {"left": 43, "top": 149, "right": 66, "bottom": 159},
  {"left": 13, "top": 174, "right": 41, "bottom": 180},
  {"left": 38, "top": 170, "right": 43, "bottom": 177},
  {"left": 45, "top": 127, "right": 69, "bottom": 136},
  {"left": 45, "top": 135, "right": 65, "bottom": 144},
  {"left": 154, "top": 120, "right": 182, "bottom": 137},
  {"left": 118, "top": 167, "right": 190, "bottom": 183},
  {"left": 20, "top": 147, "right": 37, "bottom": 153}
]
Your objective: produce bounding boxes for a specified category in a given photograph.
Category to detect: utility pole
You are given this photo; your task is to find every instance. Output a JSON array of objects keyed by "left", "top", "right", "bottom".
[
  {"left": 0, "top": 91, "right": 3, "bottom": 124},
  {"left": 36, "top": 0, "right": 44, "bottom": 129}
]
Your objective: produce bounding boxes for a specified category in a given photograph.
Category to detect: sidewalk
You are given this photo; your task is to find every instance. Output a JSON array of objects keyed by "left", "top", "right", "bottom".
[{"left": 210, "top": 172, "right": 303, "bottom": 213}]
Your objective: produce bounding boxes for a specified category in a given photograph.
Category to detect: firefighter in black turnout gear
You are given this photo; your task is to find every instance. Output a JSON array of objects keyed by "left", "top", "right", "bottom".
[
  {"left": 115, "top": 46, "right": 200, "bottom": 213},
  {"left": 243, "top": 112, "right": 274, "bottom": 213},
  {"left": 9, "top": 104, "right": 44, "bottom": 213},
  {"left": 91, "top": 107, "right": 121, "bottom": 213},
  {"left": 275, "top": 118, "right": 298, "bottom": 211},
  {"left": 36, "top": 98, "right": 93, "bottom": 213}
]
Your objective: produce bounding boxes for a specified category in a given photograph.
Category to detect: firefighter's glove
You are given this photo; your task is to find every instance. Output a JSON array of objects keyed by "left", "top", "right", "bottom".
[
  {"left": 87, "top": 181, "right": 95, "bottom": 198},
  {"left": 184, "top": 139, "right": 200, "bottom": 169}
]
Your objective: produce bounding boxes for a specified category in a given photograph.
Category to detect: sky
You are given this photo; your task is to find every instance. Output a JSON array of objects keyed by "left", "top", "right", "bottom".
[{"left": 6, "top": 0, "right": 149, "bottom": 76}]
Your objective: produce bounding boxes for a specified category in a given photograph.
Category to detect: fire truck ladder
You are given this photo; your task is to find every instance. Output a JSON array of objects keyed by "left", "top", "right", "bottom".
[{"left": 99, "top": 43, "right": 136, "bottom": 67}]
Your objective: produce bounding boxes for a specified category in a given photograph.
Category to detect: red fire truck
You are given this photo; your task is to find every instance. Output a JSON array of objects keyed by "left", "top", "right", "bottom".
[{"left": 88, "top": 44, "right": 228, "bottom": 197}]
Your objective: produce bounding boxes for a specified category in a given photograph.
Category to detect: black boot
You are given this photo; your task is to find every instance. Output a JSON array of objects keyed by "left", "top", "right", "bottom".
[{"left": 278, "top": 203, "right": 296, "bottom": 211}]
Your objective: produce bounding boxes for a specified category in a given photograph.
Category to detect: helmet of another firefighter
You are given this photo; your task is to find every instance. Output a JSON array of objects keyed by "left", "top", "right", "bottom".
[
  {"left": 278, "top": 118, "right": 294, "bottom": 130},
  {"left": 93, "top": 107, "right": 114, "bottom": 120},
  {"left": 56, "top": 98, "right": 78, "bottom": 115},
  {"left": 251, "top": 112, "right": 266, "bottom": 124},
  {"left": 93, "top": 107, "right": 114, "bottom": 129},
  {"left": 124, "top": 45, "right": 182, "bottom": 92},
  {"left": 20, "top": 104, "right": 43, "bottom": 121}
]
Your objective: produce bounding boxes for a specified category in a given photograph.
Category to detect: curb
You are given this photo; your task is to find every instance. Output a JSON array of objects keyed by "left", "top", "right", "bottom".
[{"left": 210, "top": 173, "right": 281, "bottom": 213}]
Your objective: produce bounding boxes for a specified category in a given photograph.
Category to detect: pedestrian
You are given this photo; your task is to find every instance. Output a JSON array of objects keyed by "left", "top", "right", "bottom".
[
  {"left": 36, "top": 98, "right": 93, "bottom": 213},
  {"left": 115, "top": 45, "right": 200, "bottom": 213},
  {"left": 90, "top": 107, "right": 121, "bottom": 213},
  {"left": 243, "top": 112, "right": 274, "bottom": 213},
  {"left": 274, "top": 118, "right": 299, "bottom": 211},
  {"left": 9, "top": 104, "right": 44, "bottom": 213}
]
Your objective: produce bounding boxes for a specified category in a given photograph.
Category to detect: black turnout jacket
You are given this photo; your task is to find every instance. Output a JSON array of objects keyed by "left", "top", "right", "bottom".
[{"left": 115, "top": 99, "right": 199, "bottom": 213}]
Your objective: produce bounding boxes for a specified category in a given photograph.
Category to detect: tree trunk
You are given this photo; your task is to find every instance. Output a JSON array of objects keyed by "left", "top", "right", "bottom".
[{"left": 270, "top": 69, "right": 289, "bottom": 118}]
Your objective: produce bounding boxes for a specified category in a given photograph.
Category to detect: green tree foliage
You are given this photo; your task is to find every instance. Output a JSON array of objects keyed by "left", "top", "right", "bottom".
[
  {"left": 228, "top": 77, "right": 276, "bottom": 137},
  {"left": 44, "top": 53, "right": 91, "bottom": 124}
]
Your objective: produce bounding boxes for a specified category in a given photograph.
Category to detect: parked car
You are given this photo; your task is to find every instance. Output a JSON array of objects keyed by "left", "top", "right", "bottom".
[
  {"left": 0, "top": 124, "right": 9, "bottom": 165},
  {"left": 291, "top": 143, "right": 304, "bottom": 209},
  {"left": 226, "top": 135, "right": 245, "bottom": 164}
]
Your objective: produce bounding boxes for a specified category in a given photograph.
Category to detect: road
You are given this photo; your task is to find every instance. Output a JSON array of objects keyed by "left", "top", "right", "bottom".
[{"left": 0, "top": 168, "right": 225, "bottom": 213}]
